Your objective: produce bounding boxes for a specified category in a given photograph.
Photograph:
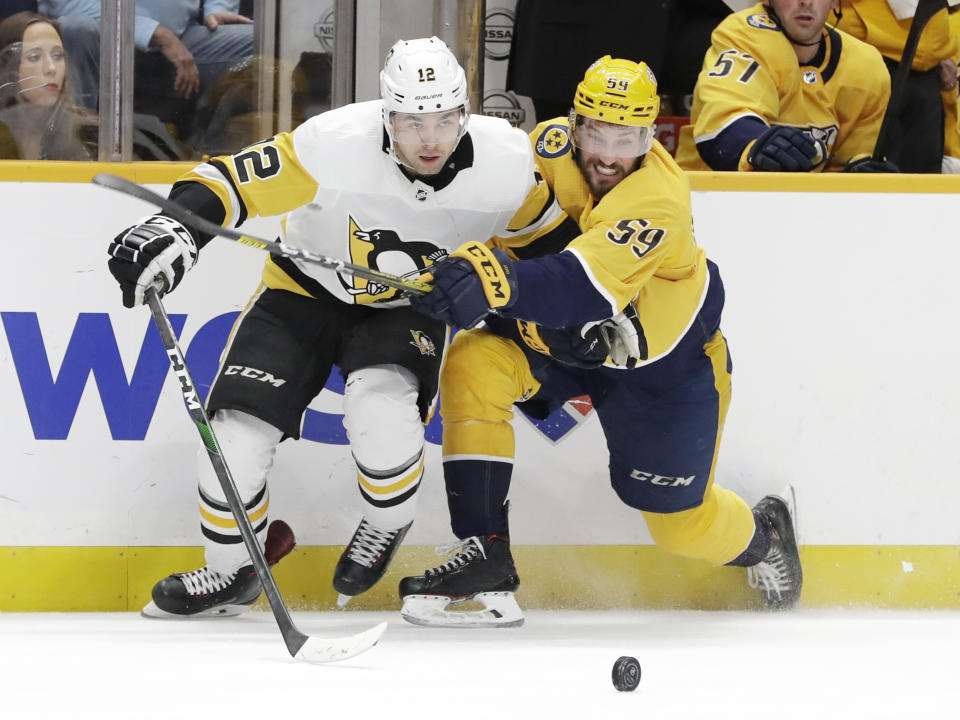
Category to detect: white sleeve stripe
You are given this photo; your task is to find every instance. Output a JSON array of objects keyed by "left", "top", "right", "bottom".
[
  {"left": 191, "top": 163, "right": 241, "bottom": 228},
  {"left": 564, "top": 247, "right": 619, "bottom": 316},
  {"left": 694, "top": 112, "right": 767, "bottom": 144}
]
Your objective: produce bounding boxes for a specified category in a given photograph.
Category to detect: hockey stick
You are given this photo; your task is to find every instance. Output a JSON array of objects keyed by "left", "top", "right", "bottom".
[
  {"left": 872, "top": 0, "right": 948, "bottom": 161},
  {"left": 144, "top": 285, "right": 387, "bottom": 663},
  {"left": 92, "top": 172, "right": 432, "bottom": 295}
]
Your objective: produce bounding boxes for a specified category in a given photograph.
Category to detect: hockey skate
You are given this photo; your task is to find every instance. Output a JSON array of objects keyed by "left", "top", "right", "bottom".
[
  {"left": 399, "top": 534, "right": 523, "bottom": 628},
  {"left": 334, "top": 518, "right": 411, "bottom": 607},
  {"left": 747, "top": 486, "right": 803, "bottom": 610},
  {"left": 141, "top": 519, "right": 296, "bottom": 619}
]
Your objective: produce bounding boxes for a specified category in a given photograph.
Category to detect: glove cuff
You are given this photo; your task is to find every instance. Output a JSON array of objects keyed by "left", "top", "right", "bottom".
[{"left": 450, "top": 241, "right": 515, "bottom": 309}]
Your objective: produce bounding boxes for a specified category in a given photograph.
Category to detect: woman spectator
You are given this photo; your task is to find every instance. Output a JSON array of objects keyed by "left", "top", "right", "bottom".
[{"left": 0, "top": 11, "right": 95, "bottom": 160}]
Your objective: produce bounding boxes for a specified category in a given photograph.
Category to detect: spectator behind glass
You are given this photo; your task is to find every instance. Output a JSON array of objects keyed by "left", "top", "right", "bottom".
[
  {"left": 0, "top": 11, "right": 95, "bottom": 160},
  {"left": 37, "top": 2, "right": 252, "bottom": 103}
]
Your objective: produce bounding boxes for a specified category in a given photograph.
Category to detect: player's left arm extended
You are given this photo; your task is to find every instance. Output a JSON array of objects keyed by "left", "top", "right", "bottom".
[{"left": 409, "top": 218, "right": 663, "bottom": 330}]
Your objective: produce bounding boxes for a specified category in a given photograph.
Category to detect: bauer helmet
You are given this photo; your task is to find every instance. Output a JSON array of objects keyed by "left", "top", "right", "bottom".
[
  {"left": 380, "top": 37, "right": 469, "bottom": 165},
  {"left": 570, "top": 56, "right": 659, "bottom": 157}
]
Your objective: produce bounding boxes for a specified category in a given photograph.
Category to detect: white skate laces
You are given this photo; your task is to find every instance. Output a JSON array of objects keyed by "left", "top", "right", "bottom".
[
  {"left": 746, "top": 540, "right": 790, "bottom": 600},
  {"left": 426, "top": 536, "right": 485, "bottom": 577},
  {"left": 345, "top": 519, "right": 400, "bottom": 567},
  {"left": 398, "top": 535, "right": 523, "bottom": 628},
  {"left": 178, "top": 566, "right": 237, "bottom": 596}
]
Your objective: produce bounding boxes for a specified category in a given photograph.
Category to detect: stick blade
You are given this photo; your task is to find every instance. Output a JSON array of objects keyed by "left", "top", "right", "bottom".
[{"left": 293, "top": 621, "right": 387, "bottom": 664}]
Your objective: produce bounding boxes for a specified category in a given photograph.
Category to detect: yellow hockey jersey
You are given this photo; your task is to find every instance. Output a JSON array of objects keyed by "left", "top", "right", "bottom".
[
  {"left": 675, "top": 2, "right": 890, "bottom": 172},
  {"left": 176, "top": 100, "right": 564, "bottom": 307},
  {"left": 836, "top": 0, "right": 957, "bottom": 71},
  {"left": 494, "top": 118, "right": 709, "bottom": 367}
]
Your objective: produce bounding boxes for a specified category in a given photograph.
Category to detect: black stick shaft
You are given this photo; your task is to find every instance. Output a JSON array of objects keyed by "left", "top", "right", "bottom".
[
  {"left": 93, "top": 173, "right": 430, "bottom": 295},
  {"left": 144, "top": 287, "right": 308, "bottom": 658},
  {"left": 872, "top": 0, "right": 948, "bottom": 161}
]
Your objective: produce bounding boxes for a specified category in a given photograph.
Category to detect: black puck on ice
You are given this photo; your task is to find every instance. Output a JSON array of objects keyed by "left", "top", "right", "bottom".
[{"left": 612, "top": 655, "right": 641, "bottom": 691}]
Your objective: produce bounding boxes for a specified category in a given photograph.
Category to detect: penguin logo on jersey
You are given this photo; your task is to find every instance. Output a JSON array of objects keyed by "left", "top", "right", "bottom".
[
  {"left": 340, "top": 216, "right": 447, "bottom": 303},
  {"left": 536, "top": 124, "right": 571, "bottom": 158},
  {"left": 747, "top": 14, "right": 779, "bottom": 31},
  {"left": 408, "top": 330, "right": 437, "bottom": 356}
]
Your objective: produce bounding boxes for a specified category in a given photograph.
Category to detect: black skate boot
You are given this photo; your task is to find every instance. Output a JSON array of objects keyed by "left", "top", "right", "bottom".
[
  {"left": 334, "top": 518, "right": 411, "bottom": 606},
  {"left": 144, "top": 565, "right": 261, "bottom": 618},
  {"left": 141, "top": 519, "right": 296, "bottom": 619},
  {"left": 747, "top": 488, "right": 802, "bottom": 610},
  {"left": 398, "top": 533, "right": 523, "bottom": 627}
]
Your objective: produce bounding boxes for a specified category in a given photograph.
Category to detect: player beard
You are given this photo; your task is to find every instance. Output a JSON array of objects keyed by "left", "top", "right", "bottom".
[{"left": 575, "top": 153, "right": 641, "bottom": 199}]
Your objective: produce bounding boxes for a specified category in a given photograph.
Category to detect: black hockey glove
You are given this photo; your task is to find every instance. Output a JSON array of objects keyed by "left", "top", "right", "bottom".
[
  {"left": 518, "top": 305, "right": 647, "bottom": 370},
  {"left": 747, "top": 125, "right": 826, "bottom": 172},
  {"left": 537, "top": 324, "right": 610, "bottom": 369},
  {"left": 844, "top": 156, "right": 899, "bottom": 173},
  {"left": 409, "top": 241, "right": 518, "bottom": 329},
  {"left": 107, "top": 215, "right": 198, "bottom": 308}
]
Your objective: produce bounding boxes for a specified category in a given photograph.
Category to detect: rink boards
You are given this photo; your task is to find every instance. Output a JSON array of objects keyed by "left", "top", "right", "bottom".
[{"left": 2, "top": 162, "right": 959, "bottom": 611}]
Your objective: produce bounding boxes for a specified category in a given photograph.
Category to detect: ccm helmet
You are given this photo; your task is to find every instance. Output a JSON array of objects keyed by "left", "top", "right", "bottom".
[
  {"left": 380, "top": 37, "right": 469, "bottom": 165},
  {"left": 571, "top": 56, "right": 659, "bottom": 157}
]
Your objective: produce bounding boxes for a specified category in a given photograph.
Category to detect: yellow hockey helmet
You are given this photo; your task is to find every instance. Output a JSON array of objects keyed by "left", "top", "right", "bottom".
[{"left": 573, "top": 56, "right": 659, "bottom": 127}]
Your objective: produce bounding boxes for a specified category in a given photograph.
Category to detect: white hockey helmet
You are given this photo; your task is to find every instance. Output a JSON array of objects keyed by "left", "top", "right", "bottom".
[{"left": 380, "top": 37, "right": 470, "bottom": 164}]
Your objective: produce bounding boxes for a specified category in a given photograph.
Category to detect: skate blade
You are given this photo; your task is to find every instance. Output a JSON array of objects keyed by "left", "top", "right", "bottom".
[
  {"left": 400, "top": 592, "right": 524, "bottom": 628},
  {"left": 140, "top": 600, "right": 252, "bottom": 619},
  {"left": 336, "top": 593, "right": 352, "bottom": 609},
  {"left": 778, "top": 484, "right": 799, "bottom": 544}
]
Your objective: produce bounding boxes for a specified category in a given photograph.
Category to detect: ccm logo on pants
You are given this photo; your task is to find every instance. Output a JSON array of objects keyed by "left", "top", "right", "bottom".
[
  {"left": 630, "top": 470, "right": 695, "bottom": 487},
  {"left": 224, "top": 365, "right": 287, "bottom": 387}
]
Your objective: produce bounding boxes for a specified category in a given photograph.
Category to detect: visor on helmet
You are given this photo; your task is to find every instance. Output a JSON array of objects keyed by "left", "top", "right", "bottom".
[
  {"left": 388, "top": 107, "right": 467, "bottom": 146},
  {"left": 571, "top": 115, "right": 652, "bottom": 158}
]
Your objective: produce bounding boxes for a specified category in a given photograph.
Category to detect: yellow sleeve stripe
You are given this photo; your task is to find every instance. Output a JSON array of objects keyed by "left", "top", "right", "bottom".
[{"left": 504, "top": 173, "right": 556, "bottom": 232}]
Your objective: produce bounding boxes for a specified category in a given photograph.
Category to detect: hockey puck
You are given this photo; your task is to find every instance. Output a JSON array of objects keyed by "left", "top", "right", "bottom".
[{"left": 611, "top": 655, "right": 641, "bottom": 691}]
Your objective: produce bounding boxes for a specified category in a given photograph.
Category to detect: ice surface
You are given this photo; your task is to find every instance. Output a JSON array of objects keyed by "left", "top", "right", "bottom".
[{"left": 1, "top": 609, "right": 957, "bottom": 719}]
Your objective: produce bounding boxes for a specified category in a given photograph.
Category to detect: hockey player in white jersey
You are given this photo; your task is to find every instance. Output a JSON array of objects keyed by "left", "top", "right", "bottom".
[{"left": 106, "top": 37, "right": 567, "bottom": 617}]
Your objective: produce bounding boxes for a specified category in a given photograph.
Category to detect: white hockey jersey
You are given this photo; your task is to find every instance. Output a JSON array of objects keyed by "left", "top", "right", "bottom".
[{"left": 179, "top": 101, "right": 562, "bottom": 307}]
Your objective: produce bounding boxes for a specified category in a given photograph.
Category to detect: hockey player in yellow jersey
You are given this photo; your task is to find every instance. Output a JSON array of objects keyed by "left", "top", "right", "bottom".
[
  {"left": 399, "top": 56, "right": 803, "bottom": 628},
  {"left": 941, "top": 8, "right": 960, "bottom": 172},
  {"left": 105, "top": 37, "right": 565, "bottom": 618},
  {"left": 836, "top": 0, "right": 957, "bottom": 172},
  {"left": 676, "top": 0, "right": 895, "bottom": 172}
]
